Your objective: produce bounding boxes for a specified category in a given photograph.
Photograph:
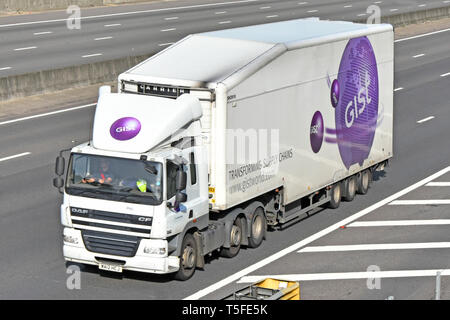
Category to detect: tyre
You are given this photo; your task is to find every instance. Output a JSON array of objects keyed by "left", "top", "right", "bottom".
[
  {"left": 357, "top": 169, "right": 371, "bottom": 195},
  {"left": 220, "top": 217, "right": 243, "bottom": 258},
  {"left": 174, "top": 232, "right": 197, "bottom": 281},
  {"left": 343, "top": 176, "right": 357, "bottom": 202},
  {"left": 328, "top": 183, "right": 342, "bottom": 209},
  {"left": 248, "top": 207, "right": 266, "bottom": 249}
]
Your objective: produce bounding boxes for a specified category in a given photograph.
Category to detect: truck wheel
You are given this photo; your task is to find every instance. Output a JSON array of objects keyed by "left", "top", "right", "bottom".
[
  {"left": 343, "top": 176, "right": 357, "bottom": 202},
  {"left": 248, "top": 207, "right": 266, "bottom": 248},
  {"left": 174, "top": 232, "right": 197, "bottom": 281},
  {"left": 328, "top": 183, "right": 342, "bottom": 209},
  {"left": 357, "top": 170, "right": 371, "bottom": 195},
  {"left": 220, "top": 217, "right": 243, "bottom": 258}
]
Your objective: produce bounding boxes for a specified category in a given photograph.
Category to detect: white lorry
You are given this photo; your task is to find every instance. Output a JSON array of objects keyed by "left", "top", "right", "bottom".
[{"left": 54, "top": 18, "right": 394, "bottom": 280}]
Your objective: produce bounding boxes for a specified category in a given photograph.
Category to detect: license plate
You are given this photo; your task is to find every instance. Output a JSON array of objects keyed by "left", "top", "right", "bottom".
[{"left": 98, "top": 262, "right": 123, "bottom": 273}]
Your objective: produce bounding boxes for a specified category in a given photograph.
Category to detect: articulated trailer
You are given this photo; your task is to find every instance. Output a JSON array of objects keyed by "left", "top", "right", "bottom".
[{"left": 54, "top": 18, "right": 393, "bottom": 280}]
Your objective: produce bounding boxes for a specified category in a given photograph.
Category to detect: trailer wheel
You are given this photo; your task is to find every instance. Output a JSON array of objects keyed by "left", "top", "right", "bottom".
[
  {"left": 220, "top": 217, "right": 243, "bottom": 258},
  {"left": 248, "top": 207, "right": 266, "bottom": 248},
  {"left": 357, "top": 170, "right": 371, "bottom": 195},
  {"left": 343, "top": 176, "right": 357, "bottom": 202},
  {"left": 174, "top": 232, "right": 197, "bottom": 281},
  {"left": 328, "top": 183, "right": 342, "bottom": 209}
]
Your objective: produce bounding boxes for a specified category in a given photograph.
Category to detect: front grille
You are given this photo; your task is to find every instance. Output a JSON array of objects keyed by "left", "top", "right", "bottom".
[
  {"left": 82, "top": 230, "right": 140, "bottom": 257},
  {"left": 70, "top": 207, "right": 152, "bottom": 238}
]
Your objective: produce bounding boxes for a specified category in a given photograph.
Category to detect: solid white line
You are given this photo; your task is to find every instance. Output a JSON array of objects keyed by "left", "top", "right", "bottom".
[
  {"left": 34, "top": 31, "right": 52, "bottom": 35},
  {"left": 412, "top": 53, "right": 425, "bottom": 58},
  {"left": 104, "top": 23, "right": 121, "bottom": 27},
  {"left": 298, "top": 242, "right": 450, "bottom": 253},
  {"left": 426, "top": 182, "right": 450, "bottom": 187},
  {"left": 441, "top": 72, "right": 450, "bottom": 77},
  {"left": 417, "top": 116, "right": 435, "bottom": 124},
  {"left": 183, "top": 166, "right": 450, "bottom": 300},
  {"left": 238, "top": 269, "right": 450, "bottom": 283},
  {"left": 0, "top": 103, "right": 96, "bottom": 126},
  {"left": 14, "top": 46, "right": 37, "bottom": 51},
  {"left": 82, "top": 53, "right": 103, "bottom": 58},
  {"left": 94, "top": 36, "right": 113, "bottom": 41},
  {"left": 395, "top": 27, "right": 450, "bottom": 43},
  {"left": 0, "top": 0, "right": 262, "bottom": 28},
  {"left": 160, "top": 28, "right": 176, "bottom": 32},
  {"left": 0, "top": 67, "right": 11, "bottom": 71},
  {"left": 347, "top": 220, "right": 450, "bottom": 227},
  {"left": 0, "top": 152, "right": 31, "bottom": 163},
  {"left": 390, "top": 199, "right": 450, "bottom": 205}
]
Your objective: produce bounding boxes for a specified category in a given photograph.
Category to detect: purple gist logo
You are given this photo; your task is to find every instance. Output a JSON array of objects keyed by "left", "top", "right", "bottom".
[
  {"left": 310, "top": 111, "right": 324, "bottom": 153},
  {"left": 110, "top": 117, "right": 141, "bottom": 141},
  {"left": 334, "top": 36, "right": 379, "bottom": 169}
]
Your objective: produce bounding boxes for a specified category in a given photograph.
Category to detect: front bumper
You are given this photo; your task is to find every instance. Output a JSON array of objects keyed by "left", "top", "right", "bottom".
[{"left": 63, "top": 228, "right": 179, "bottom": 274}]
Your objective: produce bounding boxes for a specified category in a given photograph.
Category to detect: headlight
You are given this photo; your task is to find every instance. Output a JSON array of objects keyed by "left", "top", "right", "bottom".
[
  {"left": 143, "top": 247, "right": 166, "bottom": 255},
  {"left": 63, "top": 234, "right": 79, "bottom": 244}
]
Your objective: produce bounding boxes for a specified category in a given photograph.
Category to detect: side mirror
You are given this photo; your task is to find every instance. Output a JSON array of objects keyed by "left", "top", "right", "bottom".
[
  {"left": 175, "top": 169, "right": 187, "bottom": 191},
  {"left": 55, "top": 156, "right": 65, "bottom": 176},
  {"left": 176, "top": 191, "right": 187, "bottom": 204},
  {"left": 53, "top": 177, "right": 64, "bottom": 194}
]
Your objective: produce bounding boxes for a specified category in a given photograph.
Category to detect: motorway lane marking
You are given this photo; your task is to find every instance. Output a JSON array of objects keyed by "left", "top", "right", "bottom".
[
  {"left": 0, "top": 67, "right": 11, "bottom": 71},
  {"left": 426, "top": 182, "right": 450, "bottom": 187},
  {"left": 390, "top": 199, "right": 450, "bottom": 205},
  {"left": 394, "top": 87, "right": 404, "bottom": 92},
  {"left": 260, "top": 6, "right": 271, "bottom": 9},
  {"left": 104, "top": 23, "right": 121, "bottom": 27},
  {"left": 298, "top": 2, "right": 308, "bottom": 5},
  {"left": 184, "top": 166, "right": 450, "bottom": 300},
  {"left": 0, "top": 152, "right": 31, "bottom": 163},
  {"left": 215, "top": 11, "right": 227, "bottom": 14},
  {"left": 0, "top": 0, "right": 263, "bottom": 28},
  {"left": 82, "top": 53, "right": 103, "bottom": 58},
  {"left": 440, "top": 72, "right": 450, "bottom": 77},
  {"left": 161, "top": 28, "right": 176, "bottom": 32},
  {"left": 412, "top": 53, "right": 425, "bottom": 58},
  {"left": 14, "top": 46, "right": 37, "bottom": 51},
  {"left": 94, "top": 36, "right": 113, "bottom": 41},
  {"left": 238, "top": 269, "right": 450, "bottom": 283},
  {"left": 307, "top": 9, "right": 318, "bottom": 13},
  {"left": 417, "top": 116, "right": 435, "bottom": 124},
  {"left": 33, "top": 31, "right": 53, "bottom": 35},
  {"left": 418, "top": 4, "right": 427, "bottom": 7},
  {"left": 344, "top": 5, "right": 353, "bottom": 8},
  {"left": 266, "top": 15, "right": 279, "bottom": 18},
  {"left": 218, "top": 21, "right": 232, "bottom": 24},
  {"left": 298, "top": 242, "right": 450, "bottom": 253},
  {"left": 390, "top": 8, "right": 399, "bottom": 12},
  {"left": 159, "top": 42, "right": 174, "bottom": 47},
  {"left": 164, "top": 16, "right": 179, "bottom": 20},
  {"left": 347, "top": 220, "right": 450, "bottom": 227},
  {"left": 0, "top": 103, "right": 96, "bottom": 127},
  {"left": 395, "top": 27, "right": 450, "bottom": 43}
]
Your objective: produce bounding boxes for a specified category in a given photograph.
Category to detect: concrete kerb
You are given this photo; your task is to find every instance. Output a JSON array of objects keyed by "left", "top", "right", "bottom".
[{"left": 1, "top": 5, "right": 449, "bottom": 102}]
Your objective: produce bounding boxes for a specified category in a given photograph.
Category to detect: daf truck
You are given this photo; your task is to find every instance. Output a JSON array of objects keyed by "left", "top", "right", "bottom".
[{"left": 53, "top": 18, "right": 394, "bottom": 280}]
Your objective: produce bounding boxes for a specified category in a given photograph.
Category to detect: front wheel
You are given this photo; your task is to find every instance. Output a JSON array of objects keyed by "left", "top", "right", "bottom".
[{"left": 174, "top": 233, "right": 197, "bottom": 281}]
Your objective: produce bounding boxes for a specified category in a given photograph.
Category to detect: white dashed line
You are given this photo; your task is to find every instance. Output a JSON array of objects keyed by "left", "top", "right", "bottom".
[
  {"left": 104, "top": 23, "right": 121, "bottom": 27},
  {"left": 94, "top": 36, "right": 113, "bottom": 41},
  {"left": 0, "top": 67, "right": 11, "bottom": 71},
  {"left": 14, "top": 46, "right": 37, "bottom": 51},
  {"left": 413, "top": 53, "right": 425, "bottom": 58},
  {"left": 0, "top": 152, "right": 31, "bottom": 163},
  {"left": 307, "top": 9, "right": 318, "bottom": 13},
  {"left": 417, "top": 116, "right": 435, "bottom": 124},
  {"left": 164, "top": 16, "right": 179, "bottom": 20},
  {"left": 298, "top": 242, "right": 450, "bottom": 253},
  {"left": 260, "top": 6, "right": 271, "bottom": 9},
  {"left": 426, "top": 182, "right": 450, "bottom": 187},
  {"left": 266, "top": 15, "right": 278, "bottom": 18},
  {"left": 394, "top": 87, "right": 404, "bottom": 92},
  {"left": 298, "top": 2, "right": 308, "bottom": 5},
  {"left": 158, "top": 42, "right": 174, "bottom": 47},
  {"left": 161, "top": 28, "right": 176, "bottom": 32},
  {"left": 33, "top": 31, "right": 52, "bottom": 35},
  {"left": 347, "top": 220, "right": 450, "bottom": 227},
  {"left": 82, "top": 53, "right": 103, "bottom": 58},
  {"left": 390, "top": 199, "right": 450, "bottom": 205},
  {"left": 418, "top": 4, "right": 427, "bottom": 7},
  {"left": 390, "top": 8, "right": 399, "bottom": 12},
  {"left": 218, "top": 20, "right": 232, "bottom": 24},
  {"left": 440, "top": 72, "right": 450, "bottom": 77},
  {"left": 344, "top": 5, "right": 353, "bottom": 8},
  {"left": 215, "top": 11, "right": 227, "bottom": 14}
]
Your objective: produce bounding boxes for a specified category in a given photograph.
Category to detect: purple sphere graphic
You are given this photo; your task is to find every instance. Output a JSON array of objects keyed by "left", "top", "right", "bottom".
[
  {"left": 110, "top": 117, "right": 141, "bottom": 141},
  {"left": 335, "top": 36, "right": 379, "bottom": 169},
  {"left": 330, "top": 79, "right": 340, "bottom": 108},
  {"left": 310, "top": 111, "right": 324, "bottom": 153}
]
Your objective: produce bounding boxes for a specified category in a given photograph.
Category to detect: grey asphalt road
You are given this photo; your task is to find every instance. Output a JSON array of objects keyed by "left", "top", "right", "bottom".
[
  {"left": 0, "top": 0, "right": 449, "bottom": 76},
  {"left": 0, "top": 20, "right": 449, "bottom": 299}
]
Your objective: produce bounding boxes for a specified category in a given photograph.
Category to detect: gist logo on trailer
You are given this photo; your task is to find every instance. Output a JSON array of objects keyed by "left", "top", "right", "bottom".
[
  {"left": 310, "top": 36, "right": 379, "bottom": 169},
  {"left": 110, "top": 117, "right": 141, "bottom": 141}
]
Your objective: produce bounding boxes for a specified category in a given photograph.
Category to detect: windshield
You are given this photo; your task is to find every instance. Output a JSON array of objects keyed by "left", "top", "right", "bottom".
[{"left": 66, "top": 153, "right": 163, "bottom": 205}]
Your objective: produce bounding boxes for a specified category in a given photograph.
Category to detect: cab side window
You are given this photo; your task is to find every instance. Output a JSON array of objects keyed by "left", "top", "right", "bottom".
[{"left": 166, "top": 160, "right": 178, "bottom": 200}]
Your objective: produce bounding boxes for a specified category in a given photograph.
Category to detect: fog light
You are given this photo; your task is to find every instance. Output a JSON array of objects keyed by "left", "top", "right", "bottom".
[
  {"left": 144, "top": 247, "right": 166, "bottom": 255},
  {"left": 63, "top": 235, "right": 79, "bottom": 244}
]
